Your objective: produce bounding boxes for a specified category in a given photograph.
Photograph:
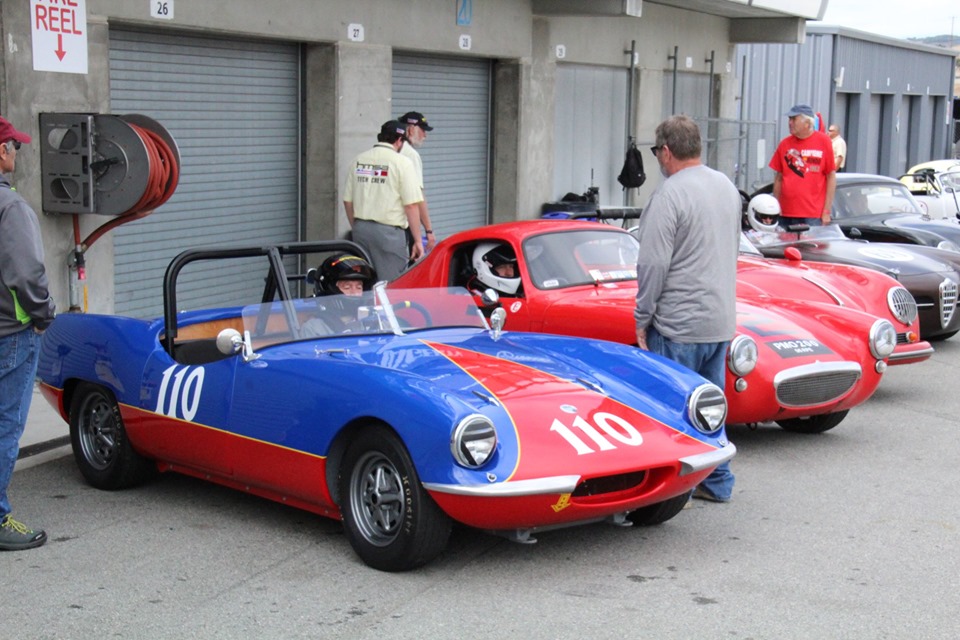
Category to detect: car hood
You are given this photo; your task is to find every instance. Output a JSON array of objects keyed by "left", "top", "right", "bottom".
[
  {"left": 842, "top": 214, "right": 960, "bottom": 242},
  {"left": 751, "top": 239, "right": 957, "bottom": 279}
]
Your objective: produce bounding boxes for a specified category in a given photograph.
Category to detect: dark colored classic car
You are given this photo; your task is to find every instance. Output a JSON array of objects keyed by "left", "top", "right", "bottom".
[
  {"left": 753, "top": 173, "right": 960, "bottom": 251},
  {"left": 393, "top": 220, "right": 902, "bottom": 434},
  {"left": 742, "top": 226, "right": 960, "bottom": 341},
  {"left": 36, "top": 240, "right": 735, "bottom": 571}
]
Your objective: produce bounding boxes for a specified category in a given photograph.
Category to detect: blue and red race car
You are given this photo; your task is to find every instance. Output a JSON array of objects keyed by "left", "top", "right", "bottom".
[{"left": 36, "top": 240, "right": 734, "bottom": 571}]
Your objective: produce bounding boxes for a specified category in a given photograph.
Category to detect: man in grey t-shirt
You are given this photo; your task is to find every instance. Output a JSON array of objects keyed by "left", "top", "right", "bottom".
[{"left": 634, "top": 114, "right": 740, "bottom": 502}]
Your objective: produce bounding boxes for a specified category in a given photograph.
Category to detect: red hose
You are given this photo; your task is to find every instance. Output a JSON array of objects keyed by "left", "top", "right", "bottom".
[{"left": 81, "top": 120, "right": 180, "bottom": 250}]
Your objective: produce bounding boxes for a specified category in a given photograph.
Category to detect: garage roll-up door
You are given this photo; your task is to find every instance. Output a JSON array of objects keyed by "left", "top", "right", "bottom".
[
  {"left": 109, "top": 30, "right": 301, "bottom": 318},
  {"left": 393, "top": 53, "right": 491, "bottom": 237},
  {"left": 554, "top": 64, "right": 628, "bottom": 207}
]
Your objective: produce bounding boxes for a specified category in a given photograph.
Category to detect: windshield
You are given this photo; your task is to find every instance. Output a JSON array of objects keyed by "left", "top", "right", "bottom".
[
  {"left": 834, "top": 182, "right": 923, "bottom": 218},
  {"left": 741, "top": 225, "right": 849, "bottom": 251},
  {"left": 522, "top": 229, "right": 639, "bottom": 289},
  {"left": 239, "top": 286, "right": 488, "bottom": 344}
]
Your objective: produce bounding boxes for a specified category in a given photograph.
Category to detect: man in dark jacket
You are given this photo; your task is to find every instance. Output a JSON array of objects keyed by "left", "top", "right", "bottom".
[{"left": 0, "top": 116, "right": 56, "bottom": 550}]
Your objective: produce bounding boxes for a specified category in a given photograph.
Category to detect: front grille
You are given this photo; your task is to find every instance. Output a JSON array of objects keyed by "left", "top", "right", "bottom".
[
  {"left": 896, "top": 332, "right": 910, "bottom": 345},
  {"left": 774, "top": 362, "right": 862, "bottom": 407},
  {"left": 888, "top": 287, "right": 918, "bottom": 325},
  {"left": 940, "top": 279, "right": 958, "bottom": 329}
]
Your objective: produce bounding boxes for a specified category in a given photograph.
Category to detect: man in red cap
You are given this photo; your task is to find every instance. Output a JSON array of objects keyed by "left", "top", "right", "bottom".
[{"left": 0, "top": 115, "right": 56, "bottom": 551}]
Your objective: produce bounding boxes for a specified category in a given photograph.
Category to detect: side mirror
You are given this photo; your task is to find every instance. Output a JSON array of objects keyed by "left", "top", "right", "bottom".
[
  {"left": 848, "top": 227, "right": 862, "bottom": 239},
  {"left": 480, "top": 288, "right": 500, "bottom": 308},
  {"left": 216, "top": 328, "right": 243, "bottom": 355},
  {"left": 216, "top": 328, "right": 260, "bottom": 362},
  {"left": 784, "top": 247, "right": 802, "bottom": 262},
  {"left": 489, "top": 307, "right": 507, "bottom": 341}
]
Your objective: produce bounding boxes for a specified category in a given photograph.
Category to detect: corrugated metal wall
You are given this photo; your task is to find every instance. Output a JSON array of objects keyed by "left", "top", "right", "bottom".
[{"left": 737, "top": 28, "right": 956, "bottom": 189}]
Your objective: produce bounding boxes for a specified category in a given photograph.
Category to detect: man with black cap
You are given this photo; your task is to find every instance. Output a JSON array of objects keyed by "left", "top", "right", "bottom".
[
  {"left": 397, "top": 111, "right": 437, "bottom": 252},
  {"left": 0, "top": 115, "right": 56, "bottom": 551},
  {"left": 343, "top": 120, "right": 423, "bottom": 281},
  {"left": 769, "top": 104, "right": 836, "bottom": 228}
]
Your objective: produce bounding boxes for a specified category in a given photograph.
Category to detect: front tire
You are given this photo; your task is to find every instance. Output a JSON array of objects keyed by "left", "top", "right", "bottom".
[
  {"left": 627, "top": 493, "right": 690, "bottom": 526},
  {"left": 69, "top": 382, "right": 156, "bottom": 489},
  {"left": 339, "top": 426, "right": 452, "bottom": 571},
  {"left": 776, "top": 410, "right": 849, "bottom": 434}
]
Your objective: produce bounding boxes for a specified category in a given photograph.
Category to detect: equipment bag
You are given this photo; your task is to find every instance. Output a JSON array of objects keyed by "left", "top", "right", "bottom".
[{"left": 617, "top": 141, "right": 646, "bottom": 190}]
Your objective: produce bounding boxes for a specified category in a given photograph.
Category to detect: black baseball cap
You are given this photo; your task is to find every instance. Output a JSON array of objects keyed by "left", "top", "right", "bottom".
[
  {"left": 380, "top": 119, "right": 407, "bottom": 137},
  {"left": 398, "top": 111, "right": 434, "bottom": 131}
]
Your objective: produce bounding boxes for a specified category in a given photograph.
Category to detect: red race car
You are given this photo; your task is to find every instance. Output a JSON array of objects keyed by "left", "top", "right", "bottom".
[{"left": 394, "top": 220, "right": 921, "bottom": 433}]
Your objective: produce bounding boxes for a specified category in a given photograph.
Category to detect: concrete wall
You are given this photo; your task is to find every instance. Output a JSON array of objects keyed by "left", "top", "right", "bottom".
[{"left": 2, "top": 0, "right": 759, "bottom": 315}]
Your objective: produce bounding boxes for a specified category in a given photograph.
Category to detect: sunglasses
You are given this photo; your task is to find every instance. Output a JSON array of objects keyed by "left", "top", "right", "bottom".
[
  {"left": 650, "top": 145, "right": 663, "bottom": 155},
  {"left": 7, "top": 140, "right": 21, "bottom": 151}
]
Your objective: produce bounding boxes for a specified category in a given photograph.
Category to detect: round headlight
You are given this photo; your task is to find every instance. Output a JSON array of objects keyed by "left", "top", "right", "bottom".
[
  {"left": 869, "top": 319, "right": 897, "bottom": 360},
  {"left": 687, "top": 384, "right": 727, "bottom": 434},
  {"left": 727, "top": 335, "right": 758, "bottom": 377},
  {"left": 886, "top": 286, "right": 918, "bottom": 325},
  {"left": 451, "top": 415, "right": 497, "bottom": 468},
  {"left": 936, "top": 240, "right": 960, "bottom": 253}
]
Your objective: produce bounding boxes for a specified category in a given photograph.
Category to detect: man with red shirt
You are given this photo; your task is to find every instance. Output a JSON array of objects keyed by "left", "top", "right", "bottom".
[{"left": 769, "top": 104, "right": 836, "bottom": 228}]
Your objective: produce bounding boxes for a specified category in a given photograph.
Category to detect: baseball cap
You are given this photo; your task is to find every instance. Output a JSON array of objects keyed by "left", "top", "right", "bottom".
[
  {"left": 398, "top": 111, "right": 434, "bottom": 131},
  {"left": 0, "top": 116, "right": 31, "bottom": 144},
  {"left": 785, "top": 104, "right": 815, "bottom": 118},
  {"left": 380, "top": 119, "right": 407, "bottom": 137}
]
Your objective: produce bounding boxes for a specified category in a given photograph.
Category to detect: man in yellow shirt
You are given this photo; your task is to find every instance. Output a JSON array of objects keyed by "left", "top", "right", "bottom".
[{"left": 343, "top": 120, "right": 423, "bottom": 281}]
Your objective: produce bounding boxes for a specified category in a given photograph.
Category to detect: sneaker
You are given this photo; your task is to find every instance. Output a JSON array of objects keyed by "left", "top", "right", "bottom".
[
  {"left": 0, "top": 515, "right": 48, "bottom": 551},
  {"left": 692, "top": 486, "right": 729, "bottom": 503}
]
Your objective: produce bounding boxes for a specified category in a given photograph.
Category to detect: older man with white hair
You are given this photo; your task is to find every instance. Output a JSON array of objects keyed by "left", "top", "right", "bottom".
[{"left": 769, "top": 104, "right": 836, "bottom": 228}]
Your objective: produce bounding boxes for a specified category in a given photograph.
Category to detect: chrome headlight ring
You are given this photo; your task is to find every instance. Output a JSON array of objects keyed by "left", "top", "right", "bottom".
[
  {"left": 869, "top": 319, "right": 897, "bottom": 360},
  {"left": 727, "top": 335, "right": 758, "bottom": 377},
  {"left": 687, "top": 384, "right": 727, "bottom": 434},
  {"left": 451, "top": 414, "right": 498, "bottom": 468}
]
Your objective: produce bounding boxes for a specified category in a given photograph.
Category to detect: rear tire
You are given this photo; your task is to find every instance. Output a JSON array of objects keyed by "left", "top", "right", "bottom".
[
  {"left": 776, "top": 410, "right": 849, "bottom": 434},
  {"left": 69, "top": 382, "right": 156, "bottom": 489},
  {"left": 627, "top": 493, "right": 690, "bottom": 526},
  {"left": 339, "top": 426, "right": 451, "bottom": 571}
]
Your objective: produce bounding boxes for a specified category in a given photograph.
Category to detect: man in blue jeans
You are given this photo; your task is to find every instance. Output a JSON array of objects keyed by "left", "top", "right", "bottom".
[
  {"left": 634, "top": 115, "right": 739, "bottom": 502},
  {"left": 0, "top": 116, "right": 56, "bottom": 550}
]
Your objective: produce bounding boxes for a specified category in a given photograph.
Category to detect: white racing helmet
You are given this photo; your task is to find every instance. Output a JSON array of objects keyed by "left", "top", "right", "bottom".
[
  {"left": 472, "top": 242, "right": 521, "bottom": 295},
  {"left": 747, "top": 194, "right": 781, "bottom": 233}
]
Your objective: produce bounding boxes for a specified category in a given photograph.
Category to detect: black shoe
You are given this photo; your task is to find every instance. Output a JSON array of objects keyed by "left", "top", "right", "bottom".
[{"left": 0, "top": 515, "right": 48, "bottom": 550}]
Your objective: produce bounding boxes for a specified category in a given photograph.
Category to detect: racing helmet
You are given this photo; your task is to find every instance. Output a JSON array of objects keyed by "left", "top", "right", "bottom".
[
  {"left": 472, "top": 242, "right": 521, "bottom": 295},
  {"left": 315, "top": 253, "right": 377, "bottom": 296},
  {"left": 747, "top": 194, "right": 781, "bottom": 233}
]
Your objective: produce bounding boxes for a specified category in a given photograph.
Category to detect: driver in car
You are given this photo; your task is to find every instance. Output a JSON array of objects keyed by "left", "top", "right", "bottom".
[
  {"left": 467, "top": 242, "right": 522, "bottom": 297},
  {"left": 743, "top": 194, "right": 784, "bottom": 245},
  {"left": 301, "top": 253, "right": 378, "bottom": 337}
]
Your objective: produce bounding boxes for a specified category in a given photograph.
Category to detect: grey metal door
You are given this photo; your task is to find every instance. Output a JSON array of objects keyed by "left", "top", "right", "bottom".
[
  {"left": 109, "top": 29, "right": 301, "bottom": 318},
  {"left": 393, "top": 53, "right": 491, "bottom": 237}
]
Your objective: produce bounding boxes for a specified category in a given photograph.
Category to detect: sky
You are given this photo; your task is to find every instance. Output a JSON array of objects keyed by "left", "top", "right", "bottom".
[{"left": 814, "top": 0, "right": 960, "bottom": 41}]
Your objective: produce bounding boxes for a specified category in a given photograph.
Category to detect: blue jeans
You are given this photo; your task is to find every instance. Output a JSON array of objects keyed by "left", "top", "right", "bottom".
[
  {"left": 646, "top": 326, "right": 735, "bottom": 501},
  {"left": 0, "top": 328, "right": 41, "bottom": 519}
]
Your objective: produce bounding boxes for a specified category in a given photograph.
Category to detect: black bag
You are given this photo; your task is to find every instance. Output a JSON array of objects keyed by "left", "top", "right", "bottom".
[{"left": 617, "top": 141, "right": 646, "bottom": 190}]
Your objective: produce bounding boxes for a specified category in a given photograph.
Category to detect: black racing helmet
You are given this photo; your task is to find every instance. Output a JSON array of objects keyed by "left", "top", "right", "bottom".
[{"left": 316, "top": 253, "right": 377, "bottom": 296}]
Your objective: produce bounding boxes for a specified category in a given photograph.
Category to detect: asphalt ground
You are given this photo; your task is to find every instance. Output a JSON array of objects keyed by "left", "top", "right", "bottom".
[{"left": 4, "top": 338, "right": 959, "bottom": 639}]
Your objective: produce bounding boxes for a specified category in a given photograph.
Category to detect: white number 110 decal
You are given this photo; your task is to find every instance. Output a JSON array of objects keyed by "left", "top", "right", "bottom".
[
  {"left": 550, "top": 412, "right": 643, "bottom": 455},
  {"left": 155, "top": 365, "right": 205, "bottom": 421}
]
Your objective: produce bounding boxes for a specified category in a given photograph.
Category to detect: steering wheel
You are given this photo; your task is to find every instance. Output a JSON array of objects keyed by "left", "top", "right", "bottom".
[{"left": 390, "top": 301, "right": 433, "bottom": 327}]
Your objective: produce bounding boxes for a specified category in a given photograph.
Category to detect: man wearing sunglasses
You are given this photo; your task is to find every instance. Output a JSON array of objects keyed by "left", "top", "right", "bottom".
[
  {"left": 634, "top": 115, "right": 740, "bottom": 504},
  {"left": 0, "top": 116, "right": 56, "bottom": 551}
]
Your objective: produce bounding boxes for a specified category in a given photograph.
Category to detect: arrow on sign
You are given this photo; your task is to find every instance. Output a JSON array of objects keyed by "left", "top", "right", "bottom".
[{"left": 55, "top": 33, "right": 66, "bottom": 60}]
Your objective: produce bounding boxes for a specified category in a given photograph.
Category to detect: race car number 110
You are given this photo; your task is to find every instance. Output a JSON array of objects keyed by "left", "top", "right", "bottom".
[{"left": 550, "top": 412, "right": 643, "bottom": 455}]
